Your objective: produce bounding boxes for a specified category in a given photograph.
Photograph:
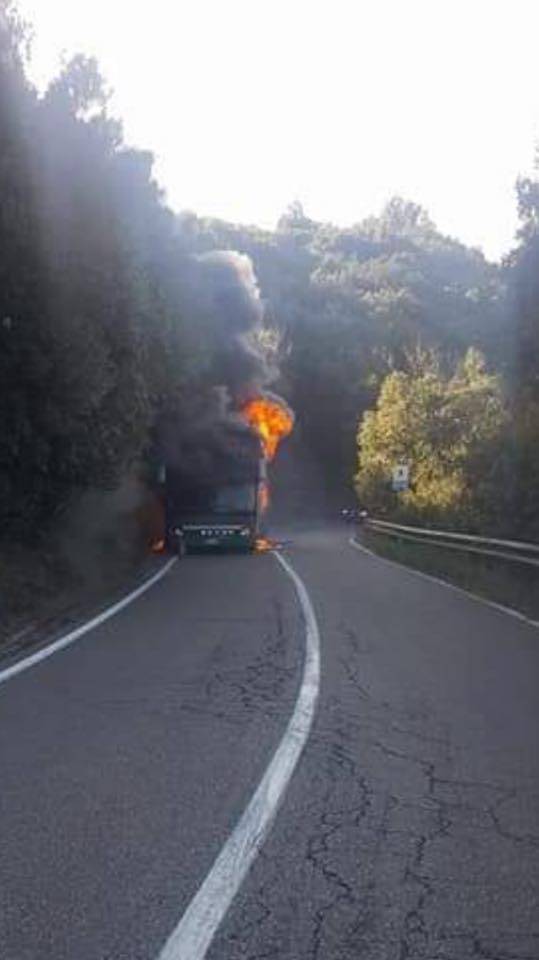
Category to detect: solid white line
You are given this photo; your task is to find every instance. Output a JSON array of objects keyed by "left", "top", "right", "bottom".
[
  {"left": 349, "top": 536, "right": 539, "bottom": 630},
  {"left": 156, "top": 549, "right": 321, "bottom": 960},
  {"left": 0, "top": 557, "right": 178, "bottom": 687}
]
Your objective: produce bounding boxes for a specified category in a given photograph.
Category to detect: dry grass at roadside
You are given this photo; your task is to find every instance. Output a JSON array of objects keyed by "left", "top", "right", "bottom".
[
  {"left": 0, "top": 482, "right": 164, "bottom": 663},
  {"left": 359, "top": 529, "right": 539, "bottom": 623}
]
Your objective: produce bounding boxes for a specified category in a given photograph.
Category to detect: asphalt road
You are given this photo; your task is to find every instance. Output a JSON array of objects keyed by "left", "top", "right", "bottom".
[{"left": 1, "top": 526, "right": 538, "bottom": 960}]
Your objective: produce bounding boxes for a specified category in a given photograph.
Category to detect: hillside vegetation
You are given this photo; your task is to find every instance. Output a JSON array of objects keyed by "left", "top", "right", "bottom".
[{"left": 2, "top": 0, "right": 539, "bottom": 558}]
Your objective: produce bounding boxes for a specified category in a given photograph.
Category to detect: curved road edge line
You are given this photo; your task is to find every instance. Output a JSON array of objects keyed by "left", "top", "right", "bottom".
[
  {"left": 0, "top": 557, "right": 178, "bottom": 688},
  {"left": 156, "top": 549, "right": 321, "bottom": 960},
  {"left": 349, "top": 536, "right": 539, "bottom": 630}
]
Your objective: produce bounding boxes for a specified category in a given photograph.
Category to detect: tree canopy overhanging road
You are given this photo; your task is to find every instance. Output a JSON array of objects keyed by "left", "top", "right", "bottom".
[{"left": 1, "top": 527, "right": 538, "bottom": 960}]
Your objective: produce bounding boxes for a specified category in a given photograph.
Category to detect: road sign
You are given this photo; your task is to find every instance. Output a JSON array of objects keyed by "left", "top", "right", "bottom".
[{"left": 392, "top": 463, "right": 409, "bottom": 492}]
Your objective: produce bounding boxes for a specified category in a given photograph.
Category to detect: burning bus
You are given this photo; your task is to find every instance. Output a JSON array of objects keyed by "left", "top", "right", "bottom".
[
  {"left": 165, "top": 424, "right": 266, "bottom": 553},
  {"left": 152, "top": 251, "right": 294, "bottom": 553},
  {"left": 162, "top": 393, "right": 293, "bottom": 554}
]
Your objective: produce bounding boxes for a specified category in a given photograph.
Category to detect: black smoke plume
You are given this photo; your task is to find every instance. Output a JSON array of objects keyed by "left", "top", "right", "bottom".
[
  {"left": 190, "top": 249, "right": 272, "bottom": 400},
  {"left": 158, "top": 250, "right": 282, "bottom": 482}
]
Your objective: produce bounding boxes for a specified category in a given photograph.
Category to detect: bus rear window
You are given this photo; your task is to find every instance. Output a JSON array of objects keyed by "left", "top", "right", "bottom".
[{"left": 212, "top": 485, "right": 256, "bottom": 513}]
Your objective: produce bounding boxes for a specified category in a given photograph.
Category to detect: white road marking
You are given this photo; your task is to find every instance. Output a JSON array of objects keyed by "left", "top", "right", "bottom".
[
  {"left": 349, "top": 536, "right": 539, "bottom": 630},
  {"left": 0, "top": 557, "right": 178, "bottom": 687},
  {"left": 156, "top": 549, "right": 321, "bottom": 960}
]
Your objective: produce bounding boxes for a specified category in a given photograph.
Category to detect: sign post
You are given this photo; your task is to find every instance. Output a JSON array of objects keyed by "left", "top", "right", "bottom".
[{"left": 392, "top": 463, "right": 409, "bottom": 492}]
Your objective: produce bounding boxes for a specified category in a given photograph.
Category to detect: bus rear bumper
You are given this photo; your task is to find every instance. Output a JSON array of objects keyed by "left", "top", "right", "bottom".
[{"left": 171, "top": 524, "right": 255, "bottom": 553}]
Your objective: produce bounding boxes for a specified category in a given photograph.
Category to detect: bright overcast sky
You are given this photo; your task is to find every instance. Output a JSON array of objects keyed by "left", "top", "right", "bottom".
[{"left": 17, "top": 0, "right": 539, "bottom": 260}]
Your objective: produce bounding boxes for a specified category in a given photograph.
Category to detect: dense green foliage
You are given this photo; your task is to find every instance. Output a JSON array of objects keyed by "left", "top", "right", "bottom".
[
  {"left": 353, "top": 182, "right": 539, "bottom": 536},
  {"left": 179, "top": 199, "right": 507, "bottom": 499},
  {"left": 178, "top": 194, "right": 539, "bottom": 535},
  {"left": 0, "top": 3, "right": 224, "bottom": 536},
  {"left": 2, "top": 0, "right": 539, "bottom": 542},
  {"left": 506, "top": 174, "right": 539, "bottom": 533},
  {"left": 355, "top": 350, "right": 509, "bottom": 529}
]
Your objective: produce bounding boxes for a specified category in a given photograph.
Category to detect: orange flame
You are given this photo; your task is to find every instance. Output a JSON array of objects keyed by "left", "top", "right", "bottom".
[
  {"left": 255, "top": 536, "right": 275, "bottom": 552},
  {"left": 259, "top": 480, "right": 270, "bottom": 514},
  {"left": 241, "top": 396, "right": 294, "bottom": 461}
]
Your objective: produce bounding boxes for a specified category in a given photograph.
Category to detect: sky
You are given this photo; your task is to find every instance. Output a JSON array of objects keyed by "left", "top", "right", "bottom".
[{"left": 17, "top": 0, "right": 539, "bottom": 261}]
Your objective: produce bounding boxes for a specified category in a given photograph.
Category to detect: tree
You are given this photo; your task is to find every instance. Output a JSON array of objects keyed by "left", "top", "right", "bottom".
[
  {"left": 0, "top": 1, "right": 523, "bottom": 543},
  {"left": 0, "top": 21, "right": 196, "bottom": 536},
  {"left": 501, "top": 165, "right": 539, "bottom": 535},
  {"left": 355, "top": 350, "right": 508, "bottom": 529},
  {"left": 177, "top": 199, "right": 505, "bottom": 499}
]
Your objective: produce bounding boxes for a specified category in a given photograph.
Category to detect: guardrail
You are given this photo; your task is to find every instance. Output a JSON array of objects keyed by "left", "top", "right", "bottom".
[{"left": 362, "top": 518, "right": 539, "bottom": 569}]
